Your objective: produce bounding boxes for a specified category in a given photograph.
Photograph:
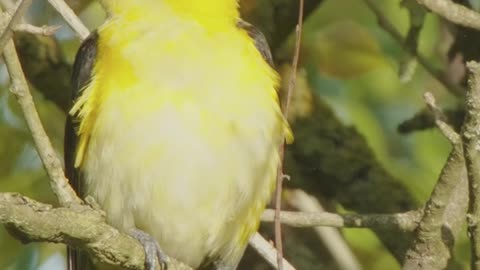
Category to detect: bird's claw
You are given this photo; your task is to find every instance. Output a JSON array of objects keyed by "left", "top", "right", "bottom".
[{"left": 130, "top": 229, "right": 169, "bottom": 270}]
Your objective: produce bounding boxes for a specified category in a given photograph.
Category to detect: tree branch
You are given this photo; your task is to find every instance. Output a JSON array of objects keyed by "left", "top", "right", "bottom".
[
  {"left": 46, "top": 0, "right": 89, "bottom": 40},
  {"left": 262, "top": 209, "right": 422, "bottom": 232},
  {"left": 417, "top": 0, "right": 480, "bottom": 30},
  {"left": 275, "top": 1, "right": 304, "bottom": 269},
  {"left": 287, "top": 190, "right": 361, "bottom": 270},
  {"left": 13, "top": 24, "right": 61, "bottom": 36},
  {"left": 463, "top": 61, "right": 480, "bottom": 269},
  {"left": 0, "top": 0, "right": 32, "bottom": 54},
  {"left": 249, "top": 233, "right": 296, "bottom": 270},
  {"left": 3, "top": 37, "right": 81, "bottom": 206},
  {"left": 0, "top": 193, "right": 192, "bottom": 270},
  {"left": 0, "top": 189, "right": 426, "bottom": 270},
  {"left": 424, "top": 92, "right": 461, "bottom": 145},
  {"left": 403, "top": 93, "right": 466, "bottom": 269}
]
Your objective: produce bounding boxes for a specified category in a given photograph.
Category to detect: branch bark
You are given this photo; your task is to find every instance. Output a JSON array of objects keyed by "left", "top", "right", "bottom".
[
  {"left": 261, "top": 209, "right": 422, "bottom": 232},
  {"left": 3, "top": 36, "right": 81, "bottom": 206},
  {"left": 403, "top": 93, "right": 466, "bottom": 269},
  {"left": 0, "top": 193, "right": 192, "bottom": 270},
  {"left": 0, "top": 0, "right": 32, "bottom": 54},
  {"left": 46, "top": 0, "right": 89, "bottom": 40},
  {"left": 417, "top": 0, "right": 480, "bottom": 30},
  {"left": 463, "top": 61, "right": 480, "bottom": 270}
]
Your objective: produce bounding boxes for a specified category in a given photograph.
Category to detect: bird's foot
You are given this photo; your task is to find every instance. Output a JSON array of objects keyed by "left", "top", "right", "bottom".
[{"left": 130, "top": 228, "right": 169, "bottom": 270}]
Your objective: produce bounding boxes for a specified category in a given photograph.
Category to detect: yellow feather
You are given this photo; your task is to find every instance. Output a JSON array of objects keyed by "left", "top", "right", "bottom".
[{"left": 71, "top": 1, "right": 291, "bottom": 268}]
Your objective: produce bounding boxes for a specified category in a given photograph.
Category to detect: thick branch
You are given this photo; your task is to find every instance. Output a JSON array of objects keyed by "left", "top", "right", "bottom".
[
  {"left": 0, "top": 193, "right": 191, "bottom": 270},
  {"left": 403, "top": 94, "right": 466, "bottom": 269},
  {"left": 417, "top": 0, "right": 480, "bottom": 30},
  {"left": 463, "top": 61, "right": 480, "bottom": 270}
]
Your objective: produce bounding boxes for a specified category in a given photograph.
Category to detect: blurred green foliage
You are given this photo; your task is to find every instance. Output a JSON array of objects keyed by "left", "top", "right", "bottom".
[{"left": 0, "top": 0, "right": 467, "bottom": 269}]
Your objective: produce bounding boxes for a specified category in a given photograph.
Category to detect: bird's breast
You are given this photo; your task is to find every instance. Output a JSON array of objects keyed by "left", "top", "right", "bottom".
[{"left": 75, "top": 18, "right": 284, "bottom": 267}]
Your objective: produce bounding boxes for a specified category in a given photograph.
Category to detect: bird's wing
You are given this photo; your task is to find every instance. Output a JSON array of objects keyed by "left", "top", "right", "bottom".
[
  {"left": 237, "top": 19, "right": 274, "bottom": 67},
  {"left": 65, "top": 31, "right": 98, "bottom": 270}
]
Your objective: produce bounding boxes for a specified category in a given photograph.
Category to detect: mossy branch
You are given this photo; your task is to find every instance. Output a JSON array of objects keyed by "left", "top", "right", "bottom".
[{"left": 0, "top": 193, "right": 192, "bottom": 270}]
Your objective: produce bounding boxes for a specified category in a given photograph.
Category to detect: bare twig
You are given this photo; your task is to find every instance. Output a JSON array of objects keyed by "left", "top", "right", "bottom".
[
  {"left": 287, "top": 190, "right": 361, "bottom": 270},
  {"left": 46, "top": 0, "right": 89, "bottom": 40},
  {"left": 424, "top": 92, "right": 461, "bottom": 145},
  {"left": 3, "top": 38, "right": 81, "bottom": 206},
  {"left": 463, "top": 61, "right": 480, "bottom": 269},
  {"left": 249, "top": 233, "right": 296, "bottom": 270},
  {"left": 363, "top": 0, "right": 464, "bottom": 97},
  {"left": 398, "top": 107, "right": 464, "bottom": 134},
  {"left": 0, "top": 0, "right": 32, "bottom": 54},
  {"left": 274, "top": 1, "right": 304, "bottom": 269},
  {"left": 13, "top": 23, "right": 61, "bottom": 35},
  {"left": 0, "top": 193, "right": 191, "bottom": 270},
  {"left": 398, "top": 0, "right": 426, "bottom": 82},
  {"left": 417, "top": 0, "right": 480, "bottom": 30},
  {"left": 261, "top": 209, "right": 422, "bottom": 232}
]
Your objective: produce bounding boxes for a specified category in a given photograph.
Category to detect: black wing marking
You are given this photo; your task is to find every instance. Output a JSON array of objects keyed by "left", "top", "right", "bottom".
[
  {"left": 237, "top": 19, "right": 274, "bottom": 67},
  {"left": 65, "top": 31, "right": 98, "bottom": 270},
  {"left": 66, "top": 30, "right": 98, "bottom": 196}
]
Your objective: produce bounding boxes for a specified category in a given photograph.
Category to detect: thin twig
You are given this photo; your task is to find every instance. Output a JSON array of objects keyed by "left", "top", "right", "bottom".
[
  {"left": 417, "top": 0, "right": 480, "bottom": 30},
  {"left": 3, "top": 38, "right": 81, "bottom": 206},
  {"left": 13, "top": 23, "right": 61, "bottom": 36},
  {"left": 287, "top": 190, "right": 361, "bottom": 270},
  {"left": 398, "top": 0, "right": 425, "bottom": 82},
  {"left": 261, "top": 209, "right": 422, "bottom": 232},
  {"left": 274, "top": 1, "right": 304, "bottom": 269},
  {"left": 463, "top": 61, "right": 480, "bottom": 269},
  {"left": 46, "top": 0, "right": 89, "bottom": 40},
  {"left": 423, "top": 92, "right": 461, "bottom": 145},
  {"left": 363, "top": 0, "right": 464, "bottom": 97},
  {"left": 0, "top": 0, "right": 32, "bottom": 54},
  {"left": 249, "top": 233, "right": 296, "bottom": 270}
]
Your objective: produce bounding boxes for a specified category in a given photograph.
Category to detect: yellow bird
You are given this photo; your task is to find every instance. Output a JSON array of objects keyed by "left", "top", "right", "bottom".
[{"left": 65, "top": 0, "right": 291, "bottom": 269}]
